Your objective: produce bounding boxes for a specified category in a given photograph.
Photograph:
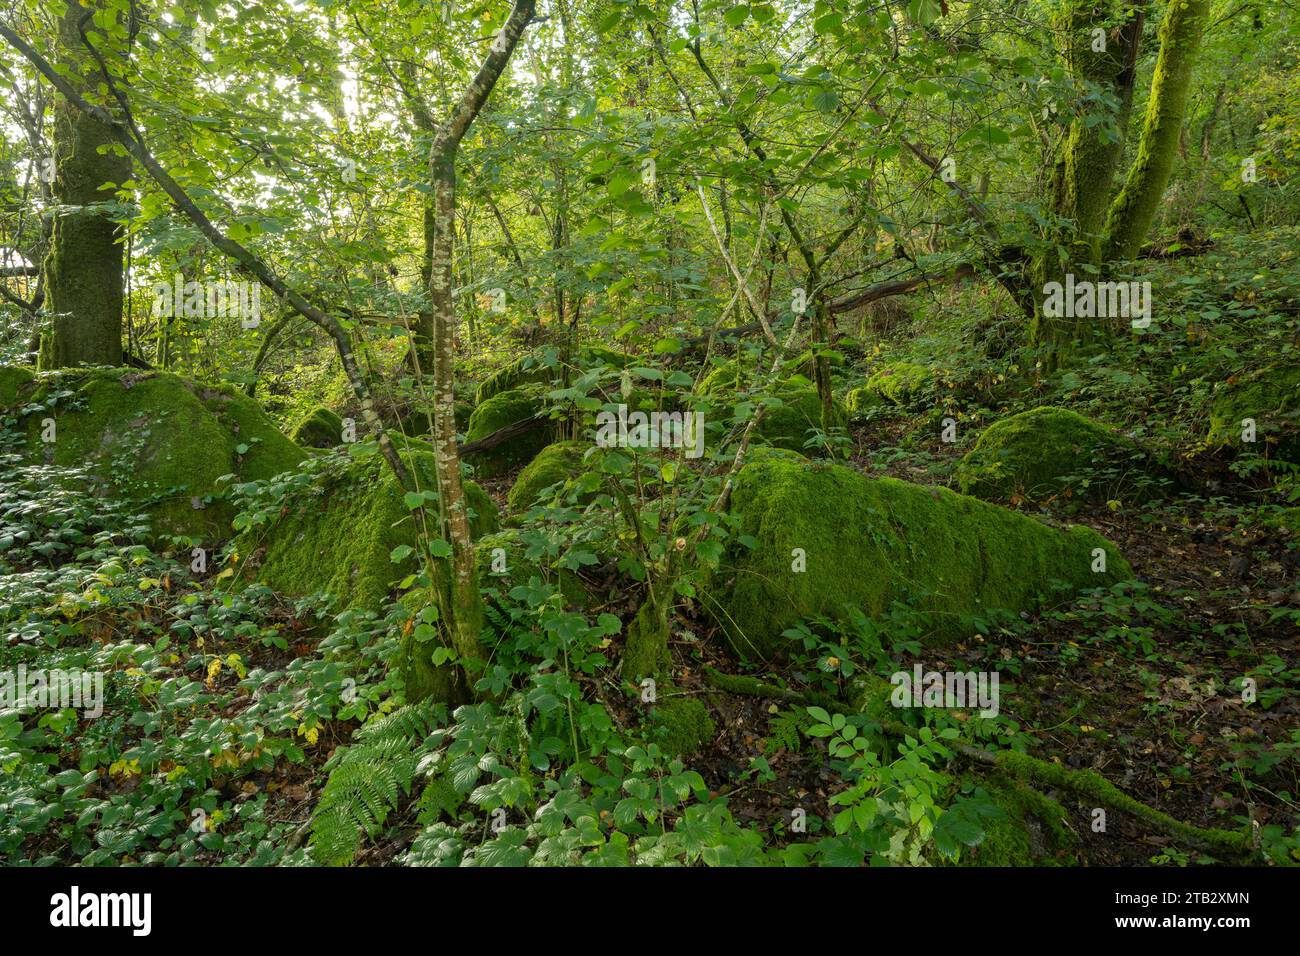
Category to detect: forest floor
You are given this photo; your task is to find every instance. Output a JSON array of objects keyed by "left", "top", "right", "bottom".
[{"left": 503, "top": 412, "right": 1298, "bottom": 866}]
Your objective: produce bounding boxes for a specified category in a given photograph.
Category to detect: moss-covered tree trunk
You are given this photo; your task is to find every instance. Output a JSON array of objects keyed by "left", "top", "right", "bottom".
[
  {"left": 1102, "top": 0, "right": 1210, "bottom": 261},
  {"left": 1030, "top": 0, "right": 1145, "bottom": 357},
  {"left": 39, "top": 0, "right": 131, "bottom": 370},
  {"left": 1030, "top": 0, "right": 1207, "bottom": 360}
]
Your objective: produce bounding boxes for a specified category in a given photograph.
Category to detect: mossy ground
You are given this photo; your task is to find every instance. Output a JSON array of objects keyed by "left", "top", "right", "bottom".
[{"left": 713, "top": 455, "right": 1132, "bottom": 660}]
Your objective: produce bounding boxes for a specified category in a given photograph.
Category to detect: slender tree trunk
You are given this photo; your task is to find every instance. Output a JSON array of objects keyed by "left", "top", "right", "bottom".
[{"left": 422, "top": 0, "right": 537, "bottom": 671}]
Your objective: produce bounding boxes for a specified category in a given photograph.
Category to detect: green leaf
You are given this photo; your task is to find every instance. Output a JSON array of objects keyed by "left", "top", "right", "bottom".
[{"left": 724, "top": 6, "right": 751, "bottom": 28}]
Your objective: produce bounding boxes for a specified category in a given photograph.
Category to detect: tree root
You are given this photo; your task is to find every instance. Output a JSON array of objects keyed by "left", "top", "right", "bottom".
[{"left": 704, "top": 665, "right": 1261, "bottom": 863}]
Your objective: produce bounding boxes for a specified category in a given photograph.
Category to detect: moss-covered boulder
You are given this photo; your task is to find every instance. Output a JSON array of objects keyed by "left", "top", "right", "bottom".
[
  {"left": 290, "top": 406, "right": 344, "bottom": 449},
  {"left": 241, "top": 450, "right": 499, "bottom": 611},
  {"left": 865, "top": 361, "right": 929, "bottom": 405},
  {"left": 711, "top": 455, "right": 1132, "bottom": 660},
  {"left": 1206, "top": 364, "right": 1300, "bottom": 463},
  {"left": 645, "top": 696, "right": 716, "bottom": 757},
  {"left": 954, "top": 406, "right": 1152, "bottom": 502},
  {"left": 1, "top": 366, "right": 304, "bottom": 539},
  {"left": 757, "top": 385, "right": 847, "bottom": 452},
  {"left": 463, "top": 389, "right": 551, "bottom": 478},
  {"left": 954, "top": 775, "right": 1075, "bottom": 866},
  {"left": 506, "top": 440, "right": 593, "bottom": 512}
]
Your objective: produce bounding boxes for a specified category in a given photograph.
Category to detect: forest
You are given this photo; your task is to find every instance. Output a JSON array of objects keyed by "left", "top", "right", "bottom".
[{"left": 0, "top": 0, "right": 1296, "bottom": 879}]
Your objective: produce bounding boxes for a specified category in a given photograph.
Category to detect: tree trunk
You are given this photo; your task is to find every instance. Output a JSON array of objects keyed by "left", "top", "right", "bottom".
[
  {"left": 39, "top": 0, "right": 131, "bottom": 370},
  {"left": 1103, "top": 0, "right": 1210, "bottom": 261},
  {"left": 420, "top": 0, "right": 538, "bottom": 679}
]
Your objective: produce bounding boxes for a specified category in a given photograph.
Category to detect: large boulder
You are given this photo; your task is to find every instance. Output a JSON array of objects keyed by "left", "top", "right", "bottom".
[
  {"left": 954, "top": 406, "right": 1152, "bottom": 502},
  {"left": 1206, "top": 364, "right": 1300, "bottom": 463},
  {"left": 463, "top": 389, "right": 552, "bottom": 478},
  {"left": 290, "top": 406, "right": 344, "bottom": 449},
  {"left": 0, "top": 366, "right": 304, "bottom": 539},
  {"left": 710, "top": 455, "right": 1132, "bottom": 660},
  {"left": 237, "top": 448, "right": 498, "bottom": 611},
  {"left": 506, "top": 440, "right": 594, "bottom": 512}
]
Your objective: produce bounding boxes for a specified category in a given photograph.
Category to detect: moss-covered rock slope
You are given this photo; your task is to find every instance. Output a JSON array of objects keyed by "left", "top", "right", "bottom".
[{"left": 239, "top": 448, "right": 499, "bottom": 611}]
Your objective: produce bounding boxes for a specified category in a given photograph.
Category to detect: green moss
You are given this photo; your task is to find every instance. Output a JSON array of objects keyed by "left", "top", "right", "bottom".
[
  {"left": 0, "top": 365, "right": 34, "bottom": 408},
  {"left": 647, "top": 696, "right": 716, "bottom": 757},
  {"left": 244, "top": 450, "right": 499, "bottom": 611},
  {"left": 698, "top": 362, "right": 744, "bottom": 396},
  {"left": 852, "top": 674, "right": 897, "bottom": 725},
  {"left": 954, "top": 406, "right": 1151, "bottom": 502},
  {"left": 1268, "top": 507, "right": 1300, "bottom": 535},
  {"left": 789, "top": 348, "right": 847, "bottom": 380},
  {"left": 1102, "top": 0, "right": 1211, "bottom": 262},
  {"left": 711, "top": 456, "right": 1132, "bottom": 660},
  {"left": 865, "top": 362, "right": 929, "bottom": 405},
  {"left": 464, "top": 388, "right": 551, "bottom": 479},
  {"left": 291, "top": 406, "right": 344, "bottom": 448},
  {"left": 956, "top": 775, "right": 1075, "bottom": 867},
  {"left": 993, "top": 749, "right": 1251, "bottom": 858},
  {"left": 622, "top": 592, "right": 671, "bottom": 681},
  {"left": 11, "top": 368, "right": 304, "bottom": 539},
  {"left": 844, "top": 385, "right": 885, "bottom": 419},
  {"left": 758, "top": 385, "right": 846, "bottom": 452},
  {"left": 506, "top": 440, "right": 592, "bottom": 512},
  {"left": 1206, "top": 365, "right": 1300, "bottom": 463}
]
